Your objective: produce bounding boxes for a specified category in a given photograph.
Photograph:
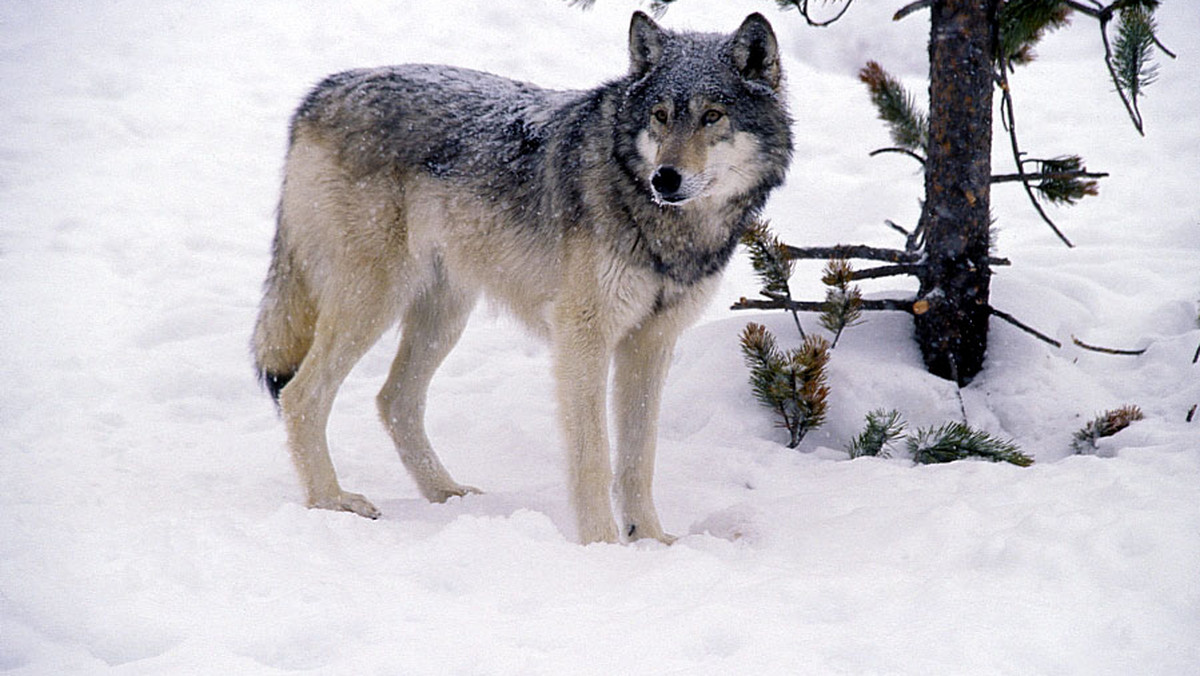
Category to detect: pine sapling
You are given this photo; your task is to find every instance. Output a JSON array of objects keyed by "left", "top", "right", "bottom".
[
  {"left": 908, "top": 422, "right": 1033, "bottom": 467},
  {"left": 740, "top": 323, "right": 830, "bottom": 448},
  {"left": 846, "top": 409, "right": 906, "bottom": 459},
  {"left": 1072, "top": 404, "right": 1144, "bottom": 453},
  {"left": 820, "top": 258, "right": 864, "bottom": 348}
]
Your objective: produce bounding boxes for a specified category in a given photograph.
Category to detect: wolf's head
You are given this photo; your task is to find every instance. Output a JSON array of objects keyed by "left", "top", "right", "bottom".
[{"left": 620, "top": 12, "right": 793, "bottom": 209}]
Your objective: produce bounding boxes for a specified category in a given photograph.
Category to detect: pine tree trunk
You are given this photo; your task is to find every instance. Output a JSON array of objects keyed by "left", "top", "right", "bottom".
[{"left": 914, "top": 0, "right": 998, "bottom": 385}]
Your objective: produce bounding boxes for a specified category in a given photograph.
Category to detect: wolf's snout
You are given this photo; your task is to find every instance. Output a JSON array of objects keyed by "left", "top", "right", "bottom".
[{"left": 651, "top": 166, "right": 684, "bottom": 202}]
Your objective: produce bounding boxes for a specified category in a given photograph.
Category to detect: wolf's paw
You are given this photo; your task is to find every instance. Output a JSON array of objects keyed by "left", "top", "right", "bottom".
[
  {"left": 578, "top": 518, "right": 621, "bottom": 545},
  {"left": 422, "top": 481, "right": 481, "bottom": 504},
  {"left": 312, "top": 491, "right": 381, "bottom": 519}
]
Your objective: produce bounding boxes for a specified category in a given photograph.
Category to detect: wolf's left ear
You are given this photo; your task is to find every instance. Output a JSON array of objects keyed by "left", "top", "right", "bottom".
[
  {"left": 731, "top": 13, "right": 781, "bottom": 91},
  {"left": 629, "top": 11, "right": 665, "bottom": 77}
]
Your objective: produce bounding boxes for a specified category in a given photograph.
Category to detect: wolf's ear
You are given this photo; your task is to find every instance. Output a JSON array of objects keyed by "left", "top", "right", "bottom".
[
  {"left": 730, "top": 13, "right": 781, "bottom": 90},
  {"left": 629, "top": 11, "right": 665, "bottom": 77}
]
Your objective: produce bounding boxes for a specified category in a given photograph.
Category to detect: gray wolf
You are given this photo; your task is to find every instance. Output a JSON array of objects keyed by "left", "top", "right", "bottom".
[{"left": 252, "top": 11, "right": 792, "bottom": 544}]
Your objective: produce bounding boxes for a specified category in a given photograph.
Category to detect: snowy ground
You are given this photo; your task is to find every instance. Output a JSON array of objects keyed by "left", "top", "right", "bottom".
[{"left": 2, "top": 1, "right": 1198, "bottom": 674}]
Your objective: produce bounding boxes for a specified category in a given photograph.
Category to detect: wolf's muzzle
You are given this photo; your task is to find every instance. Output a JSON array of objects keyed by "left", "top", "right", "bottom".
[{"left": 651, "top": 166, "right": 686, "bottom": 204}]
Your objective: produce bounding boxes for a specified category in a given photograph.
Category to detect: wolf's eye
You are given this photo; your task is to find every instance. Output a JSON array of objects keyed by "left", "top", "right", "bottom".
[
  {"left": 701, "top": 109, "right": 724, "bottom": 125},
  {"left": 652, "top": 109, "right": 669, "bottom": 124}
]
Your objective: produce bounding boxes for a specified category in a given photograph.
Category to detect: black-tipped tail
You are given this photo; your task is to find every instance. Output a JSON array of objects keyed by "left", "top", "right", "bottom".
[{"left": 260, "top": 370, "right": 295, "bottom": 404}]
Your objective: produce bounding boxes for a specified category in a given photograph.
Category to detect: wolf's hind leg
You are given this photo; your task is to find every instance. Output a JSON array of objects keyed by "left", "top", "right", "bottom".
[
  {"left": 377, "top": 266, "right": 480, "bottom": 502},
  {"left": 280, "top": 316, "right": 394, "bottom": 519}
]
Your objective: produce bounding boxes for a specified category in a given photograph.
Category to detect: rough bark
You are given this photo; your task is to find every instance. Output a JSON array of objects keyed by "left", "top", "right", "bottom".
[{"left": 914, "top": 0, "right": 998, "bottom": 385}]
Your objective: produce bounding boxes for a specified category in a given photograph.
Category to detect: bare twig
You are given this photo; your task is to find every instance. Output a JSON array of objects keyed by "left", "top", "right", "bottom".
[
  {"left": 992, "top": 169, "right": 1109, "bottom": 184},
  {"left": 1071, "top": 335, "right": 1147, "bottom": 355},
  {"left": 848, "top": 263, "right": 920, "bottom": 281},
  {"left": 870, "top": 147, "right": 926, "bottom": 165},
  {"left": 989, "top": 307, "right": 1063, "bottom": 348},
  {"left": 892, "top": 0, "right": 931, "bottom": 21},
  {"left": 791, "top": 0, "right": 856, "bottom": 27}
]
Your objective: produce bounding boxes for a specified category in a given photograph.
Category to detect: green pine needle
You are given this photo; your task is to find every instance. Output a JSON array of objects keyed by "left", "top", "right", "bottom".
[
  {"left": 847, "top": 409, "right": 907, "bottom": 459},
  {"left": 1113, "top": 5, "right": 1160, "bottom": 104},
  {"left": 741, "top": 221, "right": 795, "bottom": 299},
  {"left": 908, "top": 422, "right": 1033, "bottom": 467},
  {"left": 1072, "top": 405, "right": 1144, "bottom": 454},
  {"left": 859, "top": 61, "right": 928, "bottom": 155},
  {"left": 997, "top": 0, "right": 1072, "bottom": 66},
  {"left": 819, "top": 258, "right": 864, "bottom": 347},
  {"left": 1032, "top": 156, "right": 1099, "bottom": 205}
]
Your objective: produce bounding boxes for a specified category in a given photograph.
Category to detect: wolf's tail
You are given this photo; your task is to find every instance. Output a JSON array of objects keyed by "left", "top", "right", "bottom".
[{"left": 252, "top": 230, "right": 316, "bottom": 403}]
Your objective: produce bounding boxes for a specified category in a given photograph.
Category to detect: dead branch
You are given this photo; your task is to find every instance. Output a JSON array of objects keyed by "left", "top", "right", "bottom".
[
  {"left": 792, "top": 0, "right": 856, "bottom": 27},
  {"left": 1071, "top": 335, "right": 1147, "bottom": 355},
  {"left": 848, "top": 264, "right": 920, "bottom": 281},
  {"left": 991, "top": 169, "right": 1109, "bottom": 184},
  {"left": 784, "top": 244, "right": 918, "bottom": 264},
  {"left": 870, "top": 147, "right": 926, "bottom": 165},
  {"left": 892, "top": 0, "right": 930, "bottom": 21},
  {"left": 732, "top": 296, "right": 915, "bottom": 314},
  {"left": 989, "top": 307, "right": 1063, "bottom": 348}
]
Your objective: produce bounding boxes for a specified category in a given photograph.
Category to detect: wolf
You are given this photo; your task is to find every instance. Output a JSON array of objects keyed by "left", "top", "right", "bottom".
[{"left": 252, "top": 11, "right": 792, "bottom": 544}]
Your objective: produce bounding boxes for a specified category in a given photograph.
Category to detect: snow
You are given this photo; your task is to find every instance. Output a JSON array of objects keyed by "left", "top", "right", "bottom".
[{"left": 2, "top": 0, "right": 1198, "bottom": 673}]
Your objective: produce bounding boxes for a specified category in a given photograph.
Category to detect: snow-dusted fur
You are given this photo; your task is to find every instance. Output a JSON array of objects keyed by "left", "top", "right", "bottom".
[{"left": 252, "top": 12, "right": 792, "bottom": 543}]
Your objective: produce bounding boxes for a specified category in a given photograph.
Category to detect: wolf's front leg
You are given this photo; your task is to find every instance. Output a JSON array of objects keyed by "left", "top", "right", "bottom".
[
  {"left": 553, "top": 315, "right": 620, "bottom": 545},
  {"left": 612, "top": 321, "right": 678, "bottom": 544}
]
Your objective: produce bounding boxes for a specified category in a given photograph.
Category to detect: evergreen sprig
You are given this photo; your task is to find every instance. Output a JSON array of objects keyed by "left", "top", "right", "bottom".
[
  {"left": 1028, "top": 155, "right": 1100, "bottom": 205},
  {"left": 997, "top": 0, "right": 1073, "bottom": 66},
  {"left": 820, "top": 258, "right": 864, "bottom": 348},
  {"left": 908, "top": 422, "right": 1033, "bottom": 467},
  {"left": 741, "top": 220, "right": 794, "bottom": 299},
  {"left": 847, "top": 409, "right": 906, "bottom": 459},
  {"left": 740, "top": 323, "right": 830, "bottom": 448},
  {"left": 1112, "top": 5, "right": 1159, "bottom": 109},
  {"left": 858, "top": 61, "right": 928, "bottom": 157},
  {"left": 1072, "top": 404, "right": 1144, "bottom": 453}
]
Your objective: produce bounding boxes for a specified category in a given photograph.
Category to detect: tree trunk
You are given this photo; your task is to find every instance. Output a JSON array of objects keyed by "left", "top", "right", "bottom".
[{"left": 914, "top": 0, "right": 998, "bottom": 385}]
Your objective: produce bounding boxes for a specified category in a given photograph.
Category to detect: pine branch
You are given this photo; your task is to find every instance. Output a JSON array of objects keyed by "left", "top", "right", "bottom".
[
  {"left": 859, "top": 61, "right": 928, "bottom": 156},
  {"left": 908, "top": 422, "right": 1033, "bottom": 467},
  {"left": 741, "top": 220, "right": 806, "bottom": 338},
  {"left": 1071, "top": 404, "right": 1144, "bottom": 453},
  {"left": 847, "top": 409, "right": 906, "bottom": 458},
  {"left": 820, "top": 259, "right": 864, "bottom": 348},
  {"left": 997, "top": 0, "right": 1073, "bottom": 67}
]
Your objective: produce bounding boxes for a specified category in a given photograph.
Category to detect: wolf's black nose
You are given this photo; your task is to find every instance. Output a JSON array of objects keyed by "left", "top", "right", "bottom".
[{"left": 651, "top": 166, "right": 683, "bottom": 198}]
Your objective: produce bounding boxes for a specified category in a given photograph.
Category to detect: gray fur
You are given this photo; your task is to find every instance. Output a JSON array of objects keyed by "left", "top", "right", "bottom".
[{"left": 252, "top": 12, "right": 792, "bottom": 544}]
